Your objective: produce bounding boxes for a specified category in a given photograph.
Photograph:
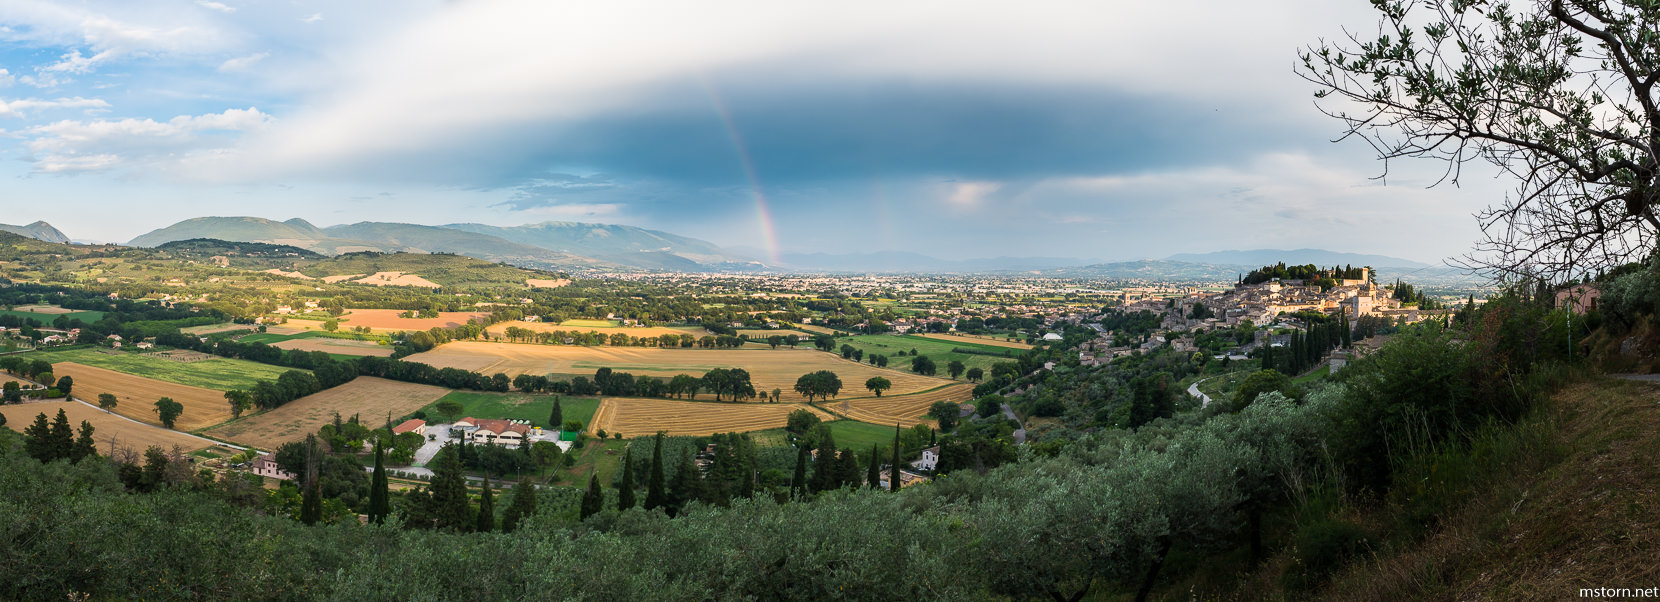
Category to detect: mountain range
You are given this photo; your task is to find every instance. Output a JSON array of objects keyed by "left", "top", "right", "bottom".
[{"left": 1, "top": 216, "right": 1469, "bottom": 280}]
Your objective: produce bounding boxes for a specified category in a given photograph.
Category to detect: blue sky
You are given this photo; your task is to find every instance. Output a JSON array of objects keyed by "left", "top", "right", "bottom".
[{"left": 0, "top": 0, "right": 1507, "bottom": 263}]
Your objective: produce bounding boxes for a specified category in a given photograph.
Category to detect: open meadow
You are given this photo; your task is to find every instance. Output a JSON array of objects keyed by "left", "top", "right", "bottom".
[
  {"left": 0, "top": 401, "right": 214, "bottom": 454},
  {"left": 913, "top": 332, "right": 1033, "bottom": 349},
  {"left": 204, "top": 377, "right": 450, "bottom": 449},
  {"left": 404, "top": 341, "right": 957, "bottom": 403},
  {"left": 48, "top": 363, "right": 232, "bottom": 431},
  {"left": 416, "top": 391, "right": 599, "bottom": 430},
  {"left": 0, "top": 306, "right": 105, "bottom": 324},
  {"left": 486, "top": 320, "right": 706, "bottom": 341},
  {"left": 588, "top": 397, "right": 834, "bottom": 438},
  {"left": 36, "top": 347, "right": 299, "bottom": 390}
]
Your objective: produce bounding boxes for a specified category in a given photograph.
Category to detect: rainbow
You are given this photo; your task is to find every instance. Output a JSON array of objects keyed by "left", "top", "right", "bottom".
[{"left": 700, "top": 76, "right": 782, "bottom": 266}]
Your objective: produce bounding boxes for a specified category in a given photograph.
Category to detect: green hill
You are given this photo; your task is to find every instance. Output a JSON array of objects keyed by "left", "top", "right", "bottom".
[
  {"left": 441, "top": 221, "right": 749, "bottom": 265},
  {"left": 296, "top": 251, "right": 565, "bottom": 288},
  {"left": 0, "top": 221, "right": 71, "bottom": 244}
]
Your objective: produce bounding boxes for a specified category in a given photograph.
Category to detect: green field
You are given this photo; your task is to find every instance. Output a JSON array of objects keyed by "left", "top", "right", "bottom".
[
  {"left": 0, "top": 308, "right": 106, "bottom": 324},
  {"left": 417, "top": 391, "right": 600, "bottom": 431},
  {"left": 834, "top": 334, "right": 1019, "bottom": 374},
  {"left": 553, "top": 437, "right": 630, "bottom": 487},
  {"left": 34, "top": 347, "right": 303, "bottom": 391},
  {"left": 751, "top": 420, "right": 904, "bottom": 451},
  {"left": 239, "top": 330, "right": 389, "bottom": 345}
]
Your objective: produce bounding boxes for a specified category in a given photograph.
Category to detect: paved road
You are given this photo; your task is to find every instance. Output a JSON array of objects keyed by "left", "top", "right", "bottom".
[
  {"left": 999, "top": 404, "right": 1026, "bottom": 444},
  {"left": 1614, "top": 374, "right": 1660, "bottom": 383},
  {"left": 1188, "top": 378, "right": 1213, "bottom": 409}
]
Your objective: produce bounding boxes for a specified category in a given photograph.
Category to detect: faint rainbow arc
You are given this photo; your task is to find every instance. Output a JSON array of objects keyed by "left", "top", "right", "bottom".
[{"left": 699, "top": 76, "right": 782, "bottom": 266}]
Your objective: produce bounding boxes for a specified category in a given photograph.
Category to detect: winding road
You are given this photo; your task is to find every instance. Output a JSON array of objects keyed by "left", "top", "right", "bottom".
[{"left": 1187, "top": 378, "right": 1213, "bottom": 409}]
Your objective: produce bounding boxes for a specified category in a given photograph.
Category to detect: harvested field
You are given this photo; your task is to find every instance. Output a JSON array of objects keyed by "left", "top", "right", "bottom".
[
  {"left": 181, "top": 322, "right": 256, "bottom": 335},
  {"left": 339, "top": 309, "right": 490, "bottom": 331},
  {"left": 792, "top": 323, "right": 839, "bottom": 335},
  {"left": 526, "top": 278, "right": 571, "bottom": 288},
  {"left": 272, "top": 337, "right": 394, "bottom": 357},
  {"left": 738, "top": 330, "right": 813, "bottom": 340},
  {"left": 589, "top": 397, "right": 834, "bottom": 438},
  {"left": 0, "top": 401, "right": 215, "bottom": 454},
  {"left": 262, "top": 269, "right": 315, "bottom": 280},
  {"left": 487, "top": 321, "right": 706, "bottom": 340},
  {"left": 405, "top": 341, "right": 957, "bottom": 403},
  {"left": 831, "top": 383, "right": 974, "bottom": 428},
  {"left": 321, "top": 274, "right": 365, "bottom": 284},
  {"left": 154, "top": 350, "right": 214, "bottom": 362},
  {"left": 51, "top": 363, "right": 232, "bottom": 431},
  {"left": 913, "top": 332, "right": 1033, "bottom": 350},
  {"left": 10, "top": 304, "right": 74, "bottom": 314},
  {"left": 353, "top": 271, "right": 441, "bottom": 288},
  {"left": 37, "top": 348, "right": 298, "bottom": 390},
  {"left": 205, "top": 377, "right": 449, "bottom": 449}
]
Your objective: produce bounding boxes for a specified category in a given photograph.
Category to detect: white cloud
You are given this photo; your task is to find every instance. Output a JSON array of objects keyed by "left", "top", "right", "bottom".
[
  {"left": 217, "top": 52, "right": 269, "bottom": 72},
  {"left": 0, "top": 69, "right": 13, "bottom": 87},
  {"left": 516, "top": 203, "right": 625, "bottom": 219},
  {"left": 945, "top": 181, "right": 1000, "bottom": 208},
  {"left": 0, "top": 96, "right": 110, "bottom": 118},
  {"left": 301, "top": 13, "right": 323, "bottom": 24},
  {"left": 195, "top": 1, "right": 235, "bottom": 13},
  {"left": 42, "top": 49, "right": 112, "bottom": 74},
  {"left": 22, "top": 107, "right": 273, "bottom": 173},
  {"left": 0, "top": 1, "right": 233, "bottom": 78}
]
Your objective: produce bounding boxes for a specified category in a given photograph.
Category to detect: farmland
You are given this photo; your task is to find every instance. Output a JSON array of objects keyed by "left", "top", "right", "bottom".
[
  {"left": 337, "top": 309, "right": 490, "bottom": 331},
  {"left": 272, "top": 337, "right": 394, "bottom": 357},
  {"left": 588, "top": 397, "right": 835, "bottom": 438},
  {"left": 49, "top": 363, "right": 234, "bottom": 431},
  {"left": 0, "top": 306, "right": 105, "bottom": 324},
  {"left": 404, "top": 341, "right": 958, "bottom": 402},
  {"left": 737, "top": 329, "right": 813, "bottom": 340},
  {"left": 827, "top": 383, "right": 971, "bottom": 428},
  {"left": 487, "top": 320, "right": 706, "bottom": 341},
  {"left": 34, "top": 348, "right": 299, "bottom": 391},
  {"left": 832, "top": 333, "right": 1021, "bottom": 374},
  {"left": 0, "top": 401, "right": 215, "bottom": 454},
  {"left": 913, "top": 332, "right": 1033, "bottom": 350},
  {"left": 416, "top": 391, "right": 599, "bottom": 431},
  {"left": 204, "top": 377, "right": 450, "bottom": 449}
]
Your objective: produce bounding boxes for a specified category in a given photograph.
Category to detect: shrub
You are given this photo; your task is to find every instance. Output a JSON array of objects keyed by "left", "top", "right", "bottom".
[{"left": 1283, "top": 519, "right": 1374, "bottom": 592}]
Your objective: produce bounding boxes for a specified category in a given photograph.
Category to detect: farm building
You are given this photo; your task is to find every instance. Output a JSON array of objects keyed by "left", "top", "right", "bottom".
[
  {"left": 392, "top": 419, "right": 427, "bottom": 436},
  {"left": 251, "top": 453, "right": 296, "bottom": 480},
  {"left": 456, "top": 417, "right": 531, "bottom": 446},
  {"left": 910, "top": 446, "right": 940, "bottom": 472},
  {"left": 878, "top": 468, "right": 931, "bottom": 490}
]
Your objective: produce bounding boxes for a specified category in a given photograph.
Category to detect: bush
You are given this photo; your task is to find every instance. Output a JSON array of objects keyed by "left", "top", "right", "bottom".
[
  {"left": 596, "top": 429, "right": 608, "bottom": 439},
  {"left": 562, "top": 420, "right": 583, "bottom": 432},
  {"left": 1283, "top": 519, "right": 1374, "bottom": 592}
]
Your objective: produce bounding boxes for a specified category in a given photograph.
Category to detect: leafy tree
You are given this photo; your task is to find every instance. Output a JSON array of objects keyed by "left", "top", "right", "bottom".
[
  {"left": 501, "top": 478, "right": 538, "bottom": 533},
  {"left": 864, "top": 376, "right": 891, "bottom": 397},
  {"left": 911, "top": 355, "right": 937, "bottom": 376},
  {"left": 434, "top": 399, "right": 464, "bottom": 423},
  {"left": 976, "top": 394, "right": 1004, "bottom": 419},
  {"left": 477, "top": 478, "right": 496, "bottom": 533},
  {"left": 947, "top": 360, "right": 966, "bottom": 379},
  {"left": 153, "top": 397, "right": 185, "bottom": 429},
  {"left": 644, "top": 432, "right": 667, "bottom": 511},
  {"left": 225, "top": 389, "right": 252, "bottom": 419},
  {"left": 368, "top": 440, "right": 391, "bottom": 524},
  {"left": 1299, "top": 0, "right": 1660, "bottom": 279},
  {"left": 617, "top": 446, "right": 637, "bottom": 511},
  {"left": 928, "top": 402, "right": 961, "bottom": 431},
  {"left": 1228, "top": 370, "right": 1298, "bottom": 413},
  {"left": 2, "top": 381, "right": 20, "bottom": 403},
  {"left": 96, "top": 393, "right": 118, "bottom": 410},
  {"left": 53, "top": 375, "right": 72, "bottom": 397}
]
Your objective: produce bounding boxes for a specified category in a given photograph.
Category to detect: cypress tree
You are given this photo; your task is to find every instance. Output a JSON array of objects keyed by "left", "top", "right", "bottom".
[
  {"left": 791, "top": 445, "right": 808, "bottom": 497},
  {"left": 644, "top": 432, "right": 667, "bottom": 511},
  {"left": 299, "top": 436, "right": 323, "bottom": 525},
  {"left": 617, "top": 447, "right": 637, "bottom": 510},
  {"left": 581, "top": 472, "right": 604, "bottom": 520},
  {"left": 1340, "top": 309, "right": 1352, "bottom": 348},
  {"left": 549, "top": 398, "right": 563, "bottom": 430},
  {"left": 70, "top": 419, "right": 95, "bottom": 461},
  {"left": 501, "top": 477, "right": 537, "bottom": 533},
  {"left": 837, "top": 448, "right": 860, "bottom": 489},
  {"left": 889, "top": 423, "right": 901, "bottom": 492},
  {"left": 809, "top": 426, "right": 838, "bottom": 493},
  {"left": 368, "top": 440, "right": 391, "bottom": 524},
  {"left": 48, "top": 409, "right": 74, "bottom": 462},
  {"left": 477, "top": 478, "right": 495, "bottom": 533},
  {"left": 22, "top": 412, "right": 52, "bottom": 461},
  {"left": 666, "top": 451, "right": 697, "bottom": 517},
  {"left": 866, "top": 443, "right": 881, "bottom": 489},
  {"left": 427, "top": 446, "right": 472, "bottom": 531}
]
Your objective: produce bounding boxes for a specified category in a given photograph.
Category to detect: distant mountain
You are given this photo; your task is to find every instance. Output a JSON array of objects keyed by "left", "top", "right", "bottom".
[
  {"left": 1053, "top": 260, "right": 1249, "bottom": 281},
  {"left": 441, "top": 222, "right": 751, "bottom": 265},
  {"left": 1164, "top": 249, "right": 1432, "bottom": 269},
  {"left": 128, "top": 217, "right": 617, "bottom": 270},
  {"left": 0, "top": 221, "right": 71, "bottom": 244},
  {"left": 771, "top": 251, "right": 1092, "bottom": 273}
]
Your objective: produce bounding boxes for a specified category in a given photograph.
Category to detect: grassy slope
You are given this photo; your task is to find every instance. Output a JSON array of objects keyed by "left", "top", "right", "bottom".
[
  {"left": 417, "top": 391, "right": 599, "bottom": 431},
  {"left": 0, "top": 308, "right": 106, "bottom": 323},
  {"left": 35, "top": 347, "right": 301, "bottom": 390},
  {"left": 1168, "top": 377, "right": 1660, "bottom": 601}
]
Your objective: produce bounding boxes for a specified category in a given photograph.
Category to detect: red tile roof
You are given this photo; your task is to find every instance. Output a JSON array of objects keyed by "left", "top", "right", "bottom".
[{"left": 392, "top": 419, "right": 426, "bottom": 435}]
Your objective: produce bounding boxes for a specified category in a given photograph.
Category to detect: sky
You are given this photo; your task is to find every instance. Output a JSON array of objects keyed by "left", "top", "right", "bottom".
[{"left": 0, "top": 0, "right": 1512, "bottom": 264}]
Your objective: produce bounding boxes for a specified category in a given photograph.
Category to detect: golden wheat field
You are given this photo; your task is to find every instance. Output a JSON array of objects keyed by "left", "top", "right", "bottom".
[
  {"left": 831, "top": 383, "right": 972, "bottom": 428},
  {"left": 588, "top": 397, "right": 835, "bottom": 438},
  {"left": 339, "top": 309, "right": 491, "bottom": 331},
  {"left": 912, "top": 332, "right": 1034, "bottom": 350},
  {"left": 271, "top": 337, "right": 394, "bottom": 357},
  {"left": 404, "top": 341, "right": 956, "bottom": 403},
  {"left": 205, "top": 377, "right": 449, "bottom": 449},
  {"left": 485, "top": 321, "right": 706, "bottom": 340},
  {"left": 0, "top": 401, "right": 214, "bottom": 454},
  {"left": 52, "top": 363, "right": 231, "bottom": 431}
]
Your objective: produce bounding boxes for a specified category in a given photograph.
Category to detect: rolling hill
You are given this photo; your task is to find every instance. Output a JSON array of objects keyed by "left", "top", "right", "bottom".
[
  {"left": 1164, "top": 248, "right": 1432, "bottom": 268},
  {"left": 440, "top": 221, "right": 750, "bottom": 265},
  {"left": 0, "top": 221, "right": 71, "bottom": 244}
]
